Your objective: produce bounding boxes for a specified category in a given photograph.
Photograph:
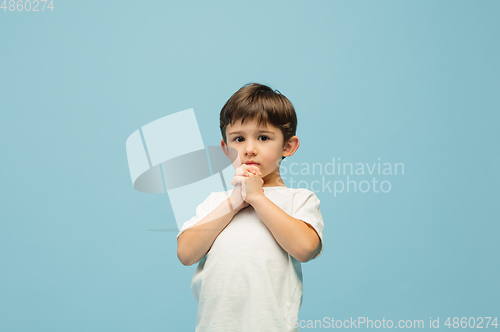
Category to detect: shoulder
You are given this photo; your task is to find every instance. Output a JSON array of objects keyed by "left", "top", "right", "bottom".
[
  {"left": 264, "top": 187, "right": 321, "bottom": 208},
  {"left": 286, "top": 187, "right": 321, "bottom": 203},
  {"left": 264, "top": 186, "right": 319, "bottom": 198},
  {"left": 292, "top": 187, "right": 318, "bottom": 197},
  {"left": 293, "top": 189, "right": 321, "bottom": 208}
]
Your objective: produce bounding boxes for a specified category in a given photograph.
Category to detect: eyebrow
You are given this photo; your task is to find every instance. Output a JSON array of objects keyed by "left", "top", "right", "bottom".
[{"left": 228, "top": 130, "right": 275, "bottom": 135}]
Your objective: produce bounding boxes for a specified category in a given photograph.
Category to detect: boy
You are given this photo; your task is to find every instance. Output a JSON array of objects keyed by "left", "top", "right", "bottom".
[{"left": 177, "top": 83, "right": 324, "bottom": 332}]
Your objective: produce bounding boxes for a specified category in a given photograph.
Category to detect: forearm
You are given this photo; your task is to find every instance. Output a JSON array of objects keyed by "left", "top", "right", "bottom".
[
  {"left": 177, "top": 198, "right": 237, "bottom": 266},
  {"left": 248, "top": 194, "right": 320, "bottom": 263}
]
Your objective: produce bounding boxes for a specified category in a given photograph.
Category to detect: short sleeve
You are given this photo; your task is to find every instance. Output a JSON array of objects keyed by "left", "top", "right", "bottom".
[
  {"left": 177, "top": 193, "right": 215, "bottom": 239},
  {"left": 292, "top": 190, "right": 324, "bottom": 259}
]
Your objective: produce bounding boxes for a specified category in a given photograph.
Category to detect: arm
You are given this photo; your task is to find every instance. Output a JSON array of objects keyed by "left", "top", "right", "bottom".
[
  {"left": 177, "top": 197, "right": 238, "bottom": 266},
  {"left": 247, "top": 194, "right": 321, "bottom": 263},
  {"left": 177, "top": 165, "right": 262, "bottom": 266}
]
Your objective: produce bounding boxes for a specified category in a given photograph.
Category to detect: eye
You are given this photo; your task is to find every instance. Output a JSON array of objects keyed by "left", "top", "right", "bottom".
[
  {"left": 234, "top": 137, "right": 244, "bottom": 143},
  {"left": 259, "top": 135, "right": 269, "bottom": 142}
]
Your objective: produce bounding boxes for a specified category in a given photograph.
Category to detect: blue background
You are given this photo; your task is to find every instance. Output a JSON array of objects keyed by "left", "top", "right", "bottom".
[{"left": 1, "top": 0, "right": 499, "bottom": 331}]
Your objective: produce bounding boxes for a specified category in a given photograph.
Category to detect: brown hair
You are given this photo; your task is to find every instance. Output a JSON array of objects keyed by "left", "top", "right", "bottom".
[{"left": 220, "top": 83, "right": 297, "bottom": 160}]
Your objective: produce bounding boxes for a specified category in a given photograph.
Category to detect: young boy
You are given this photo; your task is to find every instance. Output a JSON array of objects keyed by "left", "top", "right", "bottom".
[{"left": 177, "top": 83, "right": 324, "bottom": 332}]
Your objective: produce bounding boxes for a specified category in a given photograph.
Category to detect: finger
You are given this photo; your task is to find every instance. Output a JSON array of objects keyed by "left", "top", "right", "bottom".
[
  {"left": 231, "top": 176, "right": 247, "bottom": 186},
  {"left": 246, "top": 165, "right": 261, "bottom": 176},
  {"left": 252, "top": 165, "right": 262, "bottom": 176},
  {"left": 235, "top": 165, "right": 256, "bottom": 177},
  {"left": 235, "top": 167, "right": 248, "bottom": 176},
  {"left": 241, "top": 164, "right": 259, "bottom": 175}
]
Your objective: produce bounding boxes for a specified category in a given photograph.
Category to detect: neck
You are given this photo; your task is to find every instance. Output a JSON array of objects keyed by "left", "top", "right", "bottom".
[{"left": 262, "top": 168, "right": 286, "bottom": 187}]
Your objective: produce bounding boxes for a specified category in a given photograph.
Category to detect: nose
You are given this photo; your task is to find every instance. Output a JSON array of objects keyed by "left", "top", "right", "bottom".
[{"left": 244, "top": 139, "right": 257, "bottom": 156}]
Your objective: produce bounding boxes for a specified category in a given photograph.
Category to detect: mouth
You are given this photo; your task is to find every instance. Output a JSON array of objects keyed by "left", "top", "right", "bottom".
[{"left": 245, "top": 162, "right": 260, "bottom": 166}]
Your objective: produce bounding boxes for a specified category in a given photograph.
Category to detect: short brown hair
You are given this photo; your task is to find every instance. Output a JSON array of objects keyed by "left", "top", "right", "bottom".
[{"left": 220, "top": 83, "right": 297, "bottom": 159}]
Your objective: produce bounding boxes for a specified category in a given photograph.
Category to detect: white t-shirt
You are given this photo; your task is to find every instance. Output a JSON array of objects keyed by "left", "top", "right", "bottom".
[{"left": 177, "top": 186, "right": 324, "bottom": 332}]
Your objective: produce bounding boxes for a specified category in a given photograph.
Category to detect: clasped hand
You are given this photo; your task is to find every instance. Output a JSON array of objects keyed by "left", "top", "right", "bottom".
[{"left": 229, "top": 164, "right": 265, "bottom": 211}]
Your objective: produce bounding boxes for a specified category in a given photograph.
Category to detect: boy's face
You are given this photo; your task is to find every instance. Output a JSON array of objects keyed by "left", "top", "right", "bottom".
[{"left": 221, "top": 118, "right": 298, "bottom": 187}]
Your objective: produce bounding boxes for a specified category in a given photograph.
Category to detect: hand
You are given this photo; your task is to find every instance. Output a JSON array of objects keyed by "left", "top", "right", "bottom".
[
  {"left": 240, "top": 172, "right": 265, "bottom": 204},
  {"left": 228, "top": 184, "right": 249, "bottom": 212},
  {"left": 231, "top": 164, "right": 263, "bottom": 187},
  {"left": 230, "top": 165, "right": 264, "bottom": 211}
]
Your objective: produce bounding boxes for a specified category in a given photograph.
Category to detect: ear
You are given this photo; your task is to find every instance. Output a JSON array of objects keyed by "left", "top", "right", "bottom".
[
  {"left": 221, "top": 139, "right": 230, "bottom": 158},
  {"left": 283, "top": 136, "right": 299, "bottom": 157}
]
